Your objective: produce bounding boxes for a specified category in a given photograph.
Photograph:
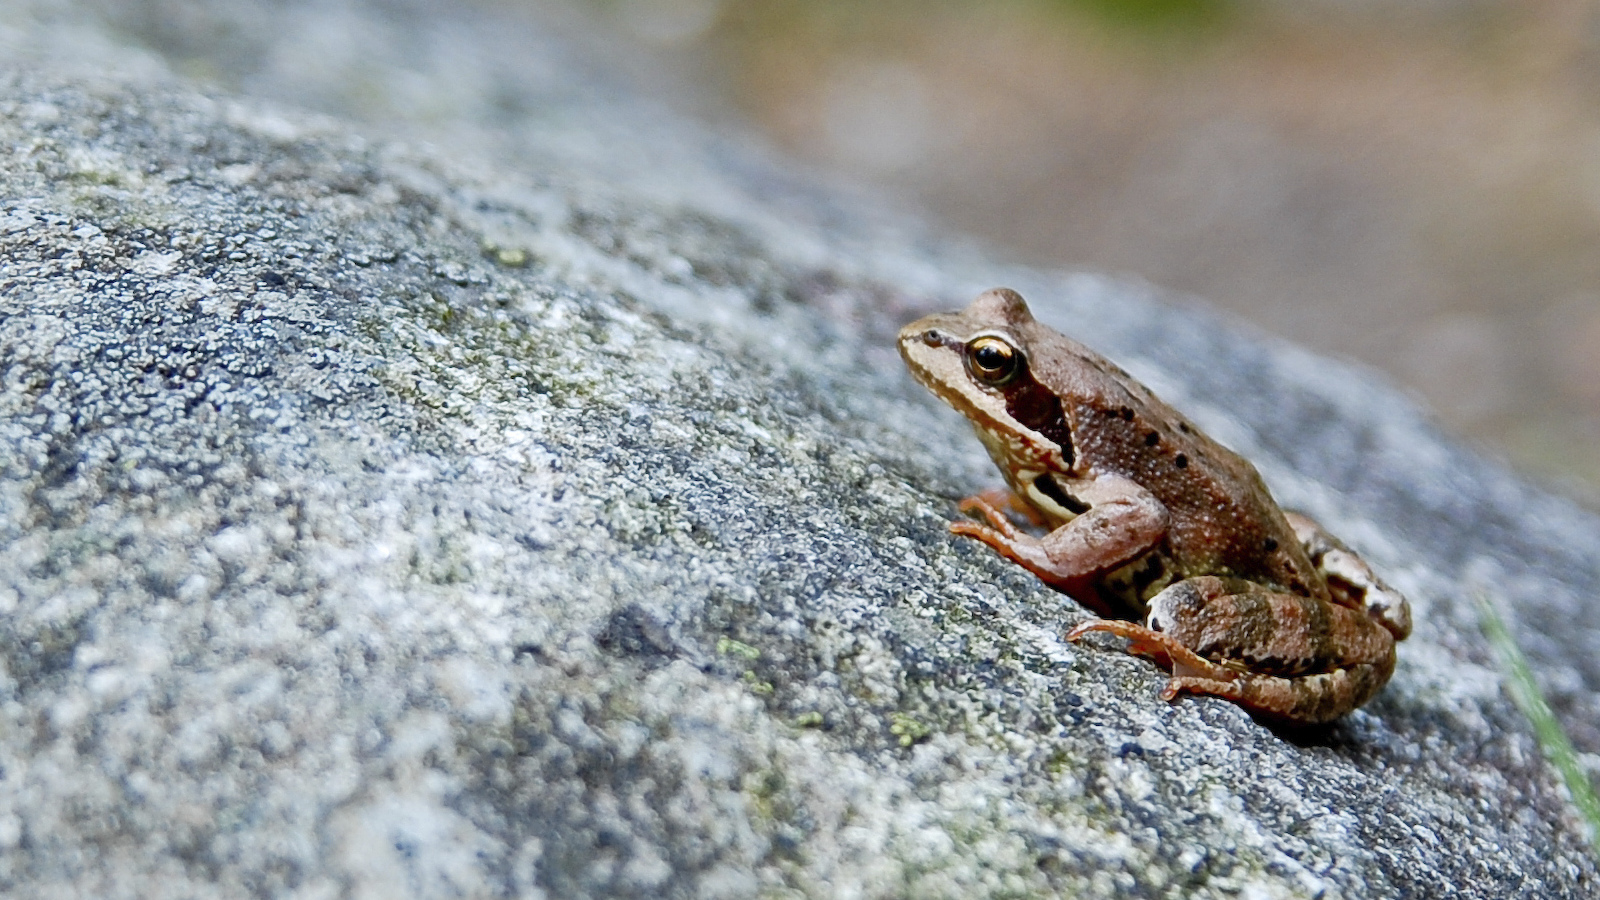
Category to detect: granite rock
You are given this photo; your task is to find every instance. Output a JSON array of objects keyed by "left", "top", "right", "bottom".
[{"left": 1, "top": 2, "right": 1598, "bottom": 898}]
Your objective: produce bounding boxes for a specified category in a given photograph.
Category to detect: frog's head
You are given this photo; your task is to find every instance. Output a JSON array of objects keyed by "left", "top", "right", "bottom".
[
  {"left": 897, "top": 288, "right": 1034, "bottom": 387},
  {"left": 898, "top": 288, "right": 1071, "bottom": 475}
]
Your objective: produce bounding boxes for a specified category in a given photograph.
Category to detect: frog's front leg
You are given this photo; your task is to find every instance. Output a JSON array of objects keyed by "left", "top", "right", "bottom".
[
  {"left": 1066, "top": 576, "right": 1398, "bottom": 725},
  {"left": 952, "top": 474, "right": 1169, "bottom": 615}
]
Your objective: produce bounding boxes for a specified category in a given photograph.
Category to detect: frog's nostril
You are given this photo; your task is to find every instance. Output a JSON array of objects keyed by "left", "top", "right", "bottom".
[{"left": 920, "top": 329, "right": 941, "bottom": 346}]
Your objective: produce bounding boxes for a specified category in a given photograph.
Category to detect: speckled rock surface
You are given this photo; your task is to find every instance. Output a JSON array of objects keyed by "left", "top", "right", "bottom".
[{"left": 2, "top": 2, "right": 1598, "bottom": 898}]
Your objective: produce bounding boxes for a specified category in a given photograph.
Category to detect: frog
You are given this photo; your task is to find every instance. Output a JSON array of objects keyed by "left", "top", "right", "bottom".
[{"left": 898, "top": 287, "right": 1411, "bottom": 724}]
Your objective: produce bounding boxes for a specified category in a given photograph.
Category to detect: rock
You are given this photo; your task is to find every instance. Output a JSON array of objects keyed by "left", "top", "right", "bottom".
[{"left": 1, "top": 2, "right": 1597, "bottom": 898}]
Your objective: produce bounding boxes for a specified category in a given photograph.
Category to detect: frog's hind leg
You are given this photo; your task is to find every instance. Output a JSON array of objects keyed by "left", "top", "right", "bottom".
[
  {"left": 1142, "top": 575, "right": 1396, "bottom": 678},
  {"left": 1067, "top": 615, "right": 1395, "bottom": 724},
  {"left": 1067, "top": 575, "right": 1398, "bottom": 724},
  {"left": 1062, "top": 617, "right": 1304, "bottom": 718},
  {"left": 1165, "top": 662, "right": 1395, "bottom": 726}
]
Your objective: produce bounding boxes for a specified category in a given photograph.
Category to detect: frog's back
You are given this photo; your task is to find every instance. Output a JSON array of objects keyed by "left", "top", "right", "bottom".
[{"left": 1053, "top": 350, "right": 1324, "bottom": 600}]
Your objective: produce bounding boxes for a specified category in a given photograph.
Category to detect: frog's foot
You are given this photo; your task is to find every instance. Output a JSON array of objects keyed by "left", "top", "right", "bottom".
[
  {"left": 950, "top": 498, "right": 1049, "bottom": 578},
  {"left": 1064, "top": 619, "right": 1239, "bottom": 685},
  {"left": 1165, "top": 662, "right": 1394, "bottom": 726},
  {"left": 959, "top": 487, "right": 1049, "bottom": 528},
  {"left": 956, "top": 490, "right": 1030, "bottom": 534}
]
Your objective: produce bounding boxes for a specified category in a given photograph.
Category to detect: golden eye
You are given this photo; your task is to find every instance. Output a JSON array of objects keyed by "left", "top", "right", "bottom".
[{"left": 966, "top": 336, "right": 1022, "bottom": 384}]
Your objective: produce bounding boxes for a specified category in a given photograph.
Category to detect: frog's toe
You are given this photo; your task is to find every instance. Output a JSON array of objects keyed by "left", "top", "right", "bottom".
[
  {"left": 1067, "top": 619, "right": 1181, "bottom": 669},
  {"left": 1163, "top": 674, "right": 1244, "bottom": 704},
  {"left": 1063, "top": 619, "right": 1110, "bottom": 642},
  {"left": 953, "top": 500, "right": 1025, "bottom": 537}
]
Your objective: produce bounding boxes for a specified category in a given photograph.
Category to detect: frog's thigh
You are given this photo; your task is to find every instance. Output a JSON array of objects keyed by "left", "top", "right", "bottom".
[{"left": 1146, "top": 577, "right": 1394, "bottom": 674}]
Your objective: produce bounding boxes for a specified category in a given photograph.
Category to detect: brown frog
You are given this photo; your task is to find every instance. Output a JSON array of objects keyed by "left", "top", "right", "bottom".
[{"left": 899, "top": 288, "right": 1411, "bottom": 724}]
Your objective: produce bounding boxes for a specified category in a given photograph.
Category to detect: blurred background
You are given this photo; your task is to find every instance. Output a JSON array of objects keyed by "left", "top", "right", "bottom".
[{"left": 551, "top": 0, "right": 1600, "bottom": 504}]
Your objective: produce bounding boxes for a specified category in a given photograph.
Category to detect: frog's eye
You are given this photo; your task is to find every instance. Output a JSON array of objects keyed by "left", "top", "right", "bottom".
[{"left": 965, "top": 336, "right": 1023, "bottom": 385}]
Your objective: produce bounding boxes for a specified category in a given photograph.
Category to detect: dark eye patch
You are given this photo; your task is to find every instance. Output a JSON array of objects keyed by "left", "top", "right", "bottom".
[{"left": 999, "top": 377, "right": 1074, "bottom": 468}]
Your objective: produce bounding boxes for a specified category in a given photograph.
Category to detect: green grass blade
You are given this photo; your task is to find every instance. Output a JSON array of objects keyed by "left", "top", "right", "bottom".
[{"left": 1476, "top": 591, "right": 1600, "bottom": 854}]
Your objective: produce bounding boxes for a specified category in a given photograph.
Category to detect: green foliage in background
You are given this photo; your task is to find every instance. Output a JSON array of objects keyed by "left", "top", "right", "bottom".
[{"left": 1048, "top": 0, "right": 1237, "bottom": 33}]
